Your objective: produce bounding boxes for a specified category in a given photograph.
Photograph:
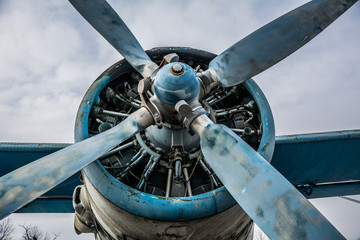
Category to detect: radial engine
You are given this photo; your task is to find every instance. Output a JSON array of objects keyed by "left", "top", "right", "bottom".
[{"left": 72, "top": 47, "right": 275, "bottom": 240}]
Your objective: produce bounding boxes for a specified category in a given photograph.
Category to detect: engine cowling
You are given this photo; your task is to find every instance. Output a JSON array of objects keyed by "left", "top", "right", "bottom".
[{"left": 72, "top": 47, "right": 275, "bottom": 240}]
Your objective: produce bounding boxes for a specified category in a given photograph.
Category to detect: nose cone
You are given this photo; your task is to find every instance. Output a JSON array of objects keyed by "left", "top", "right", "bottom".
[{"left": 153, "top": 62, "right": 200, "bottom": 106}]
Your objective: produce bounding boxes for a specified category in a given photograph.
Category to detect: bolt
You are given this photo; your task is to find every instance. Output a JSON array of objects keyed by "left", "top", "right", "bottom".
[{"left": 171, "top": 63, "right": 184, "bottom": 75}]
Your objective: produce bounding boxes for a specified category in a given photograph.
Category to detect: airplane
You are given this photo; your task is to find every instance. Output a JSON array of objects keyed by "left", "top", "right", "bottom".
[{"left": 0, "top": 0, "right": 360, "bottom": 239}]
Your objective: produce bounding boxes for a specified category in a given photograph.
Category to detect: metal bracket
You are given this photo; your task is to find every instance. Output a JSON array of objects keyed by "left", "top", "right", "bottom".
[
  {"left": 136, "top": 53, "right": 183, "bottom": 128},
  {"left": 158, "top": 53, "right": 180, "bottom": 69},
  {"left": 197, "top": 68, "right": 220, "bottom": 98},
  {"left": 175, "top": 100, "right": 204, "bottom": 129},
  {"left": 138, "top": 78, "right": 162, "bottom": 128},
  {"left": 304, "top": 183, "right": 315, "bottom": 196}
]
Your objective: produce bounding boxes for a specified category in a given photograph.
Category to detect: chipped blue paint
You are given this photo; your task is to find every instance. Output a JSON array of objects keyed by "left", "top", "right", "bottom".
[
  {"left": 209, "top": 0, "right": 358, "bottom": 87},
  {"left": 83, "top": 160, "right": 236, "bottom": 221},
  {"left": 0, "top": 144, "right": 76, "bottom": 193},
  {"left": 75, "top": 75, "right": 110, "bottom": 142},
  {"left": 75, "top": 70, "right": 237, "bottom": 220},
  {"left": 199, "top": 122, "right": 345, "bottom": 240},
  {"left": 0, "top": 109, "right": 147, "bottom": 219},
  {"left": 153, "top": 62, "right": 200, "bottom": 106},
  {"left": 0, "top": 143, "right": 78, "bottom": 213},
  {"left": 69, "top": 0, "right": 157, "bottom": 78},
  {"left": 243, "top": 78, "right": 275, "bottom": 162},
  {"left": 75, "top": 53, "right": 275, "bottom": 221}
]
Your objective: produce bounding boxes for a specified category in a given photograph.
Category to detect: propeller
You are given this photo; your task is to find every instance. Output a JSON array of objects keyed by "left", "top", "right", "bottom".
[
  {"left": 69, "top": 0, "right": 158, "bottom": 78},
  {"left": 0, "top": 107, "right": 153, "bottom": 219},
  {"left": 207, "top": 0, "right": 358, "bottom": 87},
  {"left": 189, "top": 114, "right": 345, "bottom": 240},
  {"left": 0, "top": 0, "right": 356, "bottom": 239}
]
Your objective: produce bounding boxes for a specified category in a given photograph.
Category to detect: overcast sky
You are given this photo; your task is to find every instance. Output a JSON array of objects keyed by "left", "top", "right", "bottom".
[{"left": 0, "top": 0, "right": 359, "bottom": 239}]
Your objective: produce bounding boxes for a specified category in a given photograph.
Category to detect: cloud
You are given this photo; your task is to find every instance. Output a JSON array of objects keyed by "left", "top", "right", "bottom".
[
  {"left": 1, "top": 0, "right": 359, "bottom": 142},
  {"left": 0, "top": 0, "right": 359, "bottom": 239},
  {"left": 0, "top": 1, "right": 118, "bottom": 142}
]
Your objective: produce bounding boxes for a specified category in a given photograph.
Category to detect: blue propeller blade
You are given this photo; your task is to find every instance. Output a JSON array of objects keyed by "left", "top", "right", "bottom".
[
  {"left": 209, "top": 0, "right": 358, "bottom": 87},
  {"left": 69, "top": 0, "right": 158, "bottom": 78},
  {"left": 0, "top": 108, "right": 152, "bottom": 219},
  {"left": 198, "top": 121, "right": 345, "bottom": 240}
]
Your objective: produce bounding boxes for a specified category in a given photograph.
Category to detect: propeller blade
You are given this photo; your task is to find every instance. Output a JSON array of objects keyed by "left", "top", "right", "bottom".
[
  {"left": 69, "top": 0, "right": 158, "bottom": 78},
  {"left": 208, "top": 0, "right": 357, "bottom": 87},
  {"left": 194, "top": 117, "right": 345, "bottom": 239},
  {"left": 0, "top": 108, "right": 152, "bottom": 219}
]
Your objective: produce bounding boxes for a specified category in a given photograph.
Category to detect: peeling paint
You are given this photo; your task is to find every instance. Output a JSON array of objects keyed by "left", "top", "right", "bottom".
[
  {"left": 200, "top": 121, "right": 345, "bottom": 239},
  {"left": 0, "top": 109, "right": 148, "bottom": 219}
]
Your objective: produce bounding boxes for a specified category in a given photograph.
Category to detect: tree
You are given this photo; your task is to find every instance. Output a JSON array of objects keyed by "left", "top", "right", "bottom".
[
  {"left": 20, "top": 224, "right": 60, "bottom": 240},
  {"left": 0, "top": 219, "right": 14, "bottom": 240}
]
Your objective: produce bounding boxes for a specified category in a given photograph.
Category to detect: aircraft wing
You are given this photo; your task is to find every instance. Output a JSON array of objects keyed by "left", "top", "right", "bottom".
[
  {"left": 1, "top": 129, "right": 359, "bottom": 213},
  {"left": 0, "top": 143, "right": 79, "bottom": 213},
  {"left": 271, "top": 130, "right": 360, "bottom": 198}
]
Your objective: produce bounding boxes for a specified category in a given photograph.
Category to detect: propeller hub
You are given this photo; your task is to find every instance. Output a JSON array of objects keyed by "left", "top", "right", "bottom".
[{"left": 153, "top": 62, "right": 200, "bottom": 106}]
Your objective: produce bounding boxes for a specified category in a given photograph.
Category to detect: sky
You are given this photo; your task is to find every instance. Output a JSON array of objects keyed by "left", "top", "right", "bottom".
[{"left": 0, "top": 0, "right": 359, "bottom": 239}]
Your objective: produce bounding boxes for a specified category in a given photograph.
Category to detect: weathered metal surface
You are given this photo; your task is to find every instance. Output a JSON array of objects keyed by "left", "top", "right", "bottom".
[
  {"left": 242, "top": 78, "right": 275, "bottom": 162},
  {"left": 208, "top": 0, "right": 358, "bottom": 87},
  {"left": 73, "top": 47, "right": 276, "bottom": 224},
  {"left": 83, "top": 160, "right": 236, "bottom": 221},
  {"left": 144, "top": 125, "right": 200, "bottom": 152},
  {"left": 2, "top": 127, "right": 359, "bottom": 215},
  {"left": 74, "top": 49, "right": 236, "bottom": 220},
  {"left": 83, "top": 175, "right": 254, "bottom": 240},
  {"left": 0, "top": 143, "right": 76, "bottom": 213},
  {"left": 2, "top": 130, "right": 359, "bottom": 214},
  {"left": 75, "top": 76, "right": 111, "bottom": 142},
  {"left": 272, "top": 130, "right": 360, "bottom": 185},
  {"left": 0, "top": 107, "right": 152, "bottom": 219},
  {"left": 69, "top": 0, "right": 158, "bottom": 78},
  {"left": 153, "top": 62, "right": 200, "bottom": 106},
  {"left": 195, "top": 118, "right": 345, "bottom": 240}
]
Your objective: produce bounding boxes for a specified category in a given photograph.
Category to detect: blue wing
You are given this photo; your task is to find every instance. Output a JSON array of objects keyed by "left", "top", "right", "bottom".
[
  {"left": 1, "top": 129, "right": 359, "bottom": 213},
  {"left": 272, "top": 130, "right": 360, "bottom": 198},
  {"left": 0, "top": 143, "right": 79, "bottom": 213}
]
